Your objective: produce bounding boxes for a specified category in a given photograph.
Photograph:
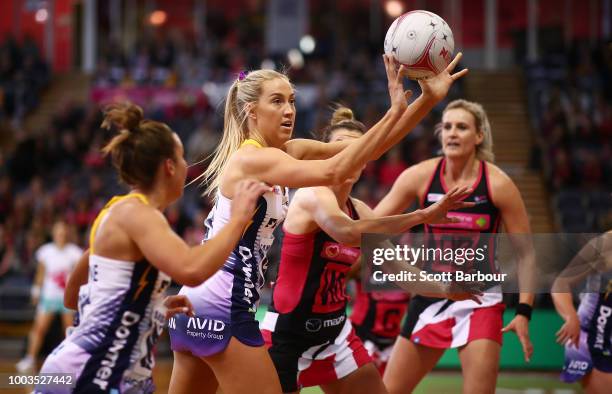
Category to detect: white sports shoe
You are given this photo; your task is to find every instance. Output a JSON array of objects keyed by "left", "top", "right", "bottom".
[{"left": 15, "top": 355, "right": 34, "bottom": 373}]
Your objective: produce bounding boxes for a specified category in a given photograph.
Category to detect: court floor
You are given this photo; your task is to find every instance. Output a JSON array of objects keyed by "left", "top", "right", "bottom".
[{"left": 0, "top": 359, "right": 583, "bottom": 393}]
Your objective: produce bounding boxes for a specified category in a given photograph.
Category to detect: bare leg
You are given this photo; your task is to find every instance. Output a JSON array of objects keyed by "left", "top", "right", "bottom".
[
  {"left": 457, "top": 339, "right": 500, "bottom": 394},
  {"left": 321, "top": 363, "right": 387, "bottom": 394},
  {"left": 204, "top": 337, "right": 282, "bottom": 394},
  {"left": 168, "top": 350, "right": 218, "bottom": 394},
  {"left": 383, "top": 337, "right": 445, "bottom": 394},
  {"left": 60, "top": 312, "right": 74, "bottom": 333},
  {"left": 583, "top": 369, "right": 612, "bottom": 394},
  {"left": 26, "top": 311, "right": 55, "bottom": 360}
]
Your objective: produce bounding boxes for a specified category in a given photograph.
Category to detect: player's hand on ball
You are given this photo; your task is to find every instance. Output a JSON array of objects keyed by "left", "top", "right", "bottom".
[
  {"left": 417, "top": 52, "right": 468, "bottom": 104},
  {"left": 556, "top": 312, "right": 580, "bottom": 348},
  {"left": 231, "top": 179, "right": 272, "bottom": 224},
  {"left": 163, "top": 294, "right": 194, "bottom": 319},
  {"left": 421, "top": 186, "right": 475, "bottom": 224},
  {"left": 383, "top": 54, "right": 413, "bottom": 112}
]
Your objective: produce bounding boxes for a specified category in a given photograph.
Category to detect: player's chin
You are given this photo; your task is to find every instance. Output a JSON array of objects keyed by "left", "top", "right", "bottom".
[
  {"left": 278, "top": 126, "right": 293, "bottom": 141},
  {"left": 443, "top": 147, "right": 467, "bottom": 159}
]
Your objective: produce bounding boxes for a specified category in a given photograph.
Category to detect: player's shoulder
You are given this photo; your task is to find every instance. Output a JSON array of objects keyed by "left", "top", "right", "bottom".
[
  {"left": 397, "top": 157, "right": 441, "bottom": 184},
  {"left": 67, "top": 243, "right": 83, "bottom": 255},
  {"left": 37, "top": 242, "right": 53, "bottom": 254},
  {"left": 294, "top": 186, "right": 336, "bottom": 207},
  {"left": 113, "top": 196, "right": 165, "bottom": 226},
  {"left": 484, "top": 161, "right": 516, "bottom": 190}
]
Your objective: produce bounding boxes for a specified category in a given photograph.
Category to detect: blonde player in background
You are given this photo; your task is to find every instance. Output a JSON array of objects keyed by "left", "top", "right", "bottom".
[{"left": 381, "top": 99, "right": 535, "bottom": 394}]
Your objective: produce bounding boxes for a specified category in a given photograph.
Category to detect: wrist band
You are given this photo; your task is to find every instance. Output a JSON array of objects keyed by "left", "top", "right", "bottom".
[{"left": 515, "top": 303, "right": 532, "bottom": 320}]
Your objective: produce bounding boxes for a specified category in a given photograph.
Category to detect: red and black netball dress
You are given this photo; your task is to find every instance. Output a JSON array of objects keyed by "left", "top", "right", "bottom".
[
  {"left": 350, "top": 280, "right": 410, "bottom": 373},
  {"left": 400, "top": 157, "right": 506, "bottom": 349},
  {"left": 261, "top": 198, "right": 371, "bottom": 392}
]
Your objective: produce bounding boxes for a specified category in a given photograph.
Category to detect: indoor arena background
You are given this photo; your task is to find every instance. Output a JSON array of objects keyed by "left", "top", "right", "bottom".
[{"left": 0, "top": 0, "right": 610, "bottom": 393}]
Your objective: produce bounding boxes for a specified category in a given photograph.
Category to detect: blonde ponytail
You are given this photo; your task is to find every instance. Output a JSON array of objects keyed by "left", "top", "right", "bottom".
[{"left": 197, "top": 69, "right": 291, "bottom": 197}]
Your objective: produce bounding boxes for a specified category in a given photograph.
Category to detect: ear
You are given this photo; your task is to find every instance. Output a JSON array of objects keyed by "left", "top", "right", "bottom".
[
  {"left": 247, "top": 103, "right": 257, "bottom": 120},
  {"left": 475, "top": 129, "right": 484, "bottom": 146},
  {"left": 164, "top": 158, "right": 176, "bottom": 176}
]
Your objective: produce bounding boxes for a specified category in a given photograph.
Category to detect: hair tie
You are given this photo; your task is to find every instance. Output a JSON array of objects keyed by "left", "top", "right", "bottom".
[{"left": 238, "top": 71, "right": 249, "bottom": 81}]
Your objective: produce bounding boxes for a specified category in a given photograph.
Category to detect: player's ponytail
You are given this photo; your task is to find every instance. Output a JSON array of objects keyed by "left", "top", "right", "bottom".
[
  {"left": 101, "top": 102, "right": 176, "bottom": 190},
  {"left": 199, "top": 69, "right": 291, "bottom": 197}
]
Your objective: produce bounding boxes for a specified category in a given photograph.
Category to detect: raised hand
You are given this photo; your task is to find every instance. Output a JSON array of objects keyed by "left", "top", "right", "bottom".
[
  {"left": 231, "top": 179, "right": 272, "bottom": 224},
  {"left": 422, "top": 186, "right": 475, "bottom": 224},
  {"left": 417, "top": 52, "right": 468, "bottom": 104},
  {"left": 383, "top": 54, "right": 413, "bottom": 112}
]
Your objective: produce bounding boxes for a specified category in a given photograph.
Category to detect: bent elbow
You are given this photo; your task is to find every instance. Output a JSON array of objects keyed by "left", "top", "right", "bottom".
[
  {"left": 63, "top": 296, "right": 77, "bottom": 310},
  {"left": 340, "top": 228, "right": 361, "bottom": 247}
]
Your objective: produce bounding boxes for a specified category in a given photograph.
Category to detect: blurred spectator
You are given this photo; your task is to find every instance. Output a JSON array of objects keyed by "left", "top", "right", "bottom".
[
  {"left": 0, "top": 35, "right": 49, "bottom": 125},
  {"left": 526, "top": 40, "right": 611, "bottom": 231}
]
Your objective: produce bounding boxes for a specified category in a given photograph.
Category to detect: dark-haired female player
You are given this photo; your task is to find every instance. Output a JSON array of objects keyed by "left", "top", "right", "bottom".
[{"left": 35, "top": 103, "right": 268, "bottom": 394}]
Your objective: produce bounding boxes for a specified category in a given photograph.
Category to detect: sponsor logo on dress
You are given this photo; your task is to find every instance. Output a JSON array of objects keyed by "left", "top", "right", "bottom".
[
  {"left": 594, "top": 305, "right": 611, "bottom": 351},
  {"left": 305, "top": 319, "right": 322, "bottom": 332},
  {"left": 93, "top": 311, "right": 141, "bottom": 390},
  {"left": 473, "top": 195, "right": 488, "bottom": 204},
  {"left": 239, "top": 246, "right": 256, "bottom": 305},
  {"left": 325, "top": 244, "right": 340, "bottom": 258},
  {"left": 321, "top": 242, "right": 360, "bottom": 263},
  {"left": 476, "top": 217, "right": 487, "bottom": 228},
  {"left": 427, "top": 193, "right": 444, "bottom": 202},
  {"left": 568, "top": 360, "right": 589, "bottom": 371},
  {"left": 305, "top": 315, "right": 345, "bottom": 332}
]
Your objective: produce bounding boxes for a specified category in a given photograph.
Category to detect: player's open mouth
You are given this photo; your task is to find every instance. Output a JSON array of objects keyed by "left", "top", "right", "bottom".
[
  {"left": 446, "top": 142, "right": 460, "bottom": 148},
  {"left": 281, "top": 121, "right": 293, "bottom": 128}
]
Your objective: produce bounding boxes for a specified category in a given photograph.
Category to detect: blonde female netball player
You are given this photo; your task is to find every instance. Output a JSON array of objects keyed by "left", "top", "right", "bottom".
[
  {"left": 35, "top": 103, "right": 268, "bottom": 394},
  {"left": 261, "top": 105, "right": 475, "bottom": 394},
  {"left": 167, "top": 54, "right": 468, "bottom": 394},
  {"left": 379, "top": 99, "right": 535, "bottom": 394}
]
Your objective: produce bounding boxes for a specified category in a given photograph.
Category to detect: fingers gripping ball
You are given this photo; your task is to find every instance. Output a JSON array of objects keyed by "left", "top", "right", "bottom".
[{"left": 384, "top": 10, "right": 455, "bottom": 79}]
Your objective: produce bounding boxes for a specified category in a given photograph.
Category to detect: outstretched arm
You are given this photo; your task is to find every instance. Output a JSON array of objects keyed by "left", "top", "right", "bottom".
[
  {"left": 374, "top": 162, "right": 433, "bottom": 216},
  {"left": 493, "top": 169, "right": 535, "bottom": 362},
  {"left": 302, "top": 186, "right": 473, "bottom": 247},
  {"left": 370, "top": 53, "right": 468, "bottom": 160},
  {"left": 285, "top": 53, "right": 468, "bottom": 162},
  {"left": 126, "top": 180, "right": 270, "bottom": 287}
]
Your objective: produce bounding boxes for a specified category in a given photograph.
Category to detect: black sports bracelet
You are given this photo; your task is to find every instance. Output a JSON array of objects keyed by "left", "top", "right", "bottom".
[{"left": 515, "top": 303, "right": 533, "bottom": 320}]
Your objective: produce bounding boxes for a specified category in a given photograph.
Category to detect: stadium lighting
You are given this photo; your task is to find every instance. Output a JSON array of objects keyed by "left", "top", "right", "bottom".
[
  {"left": 287, "top": 49, "right": 304, "bottom": 69},
  {"left": 299, "top": 35, "right": 316, "bottom": 54},
  {"left": 385, "top": 1, "right": 404, "bottom": 18},
  {"left": 35, "top": 8, "right": 48, "bottom": 23},
  {"left": 149, "top": 10, "right": 167, "bottom": 26}
]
